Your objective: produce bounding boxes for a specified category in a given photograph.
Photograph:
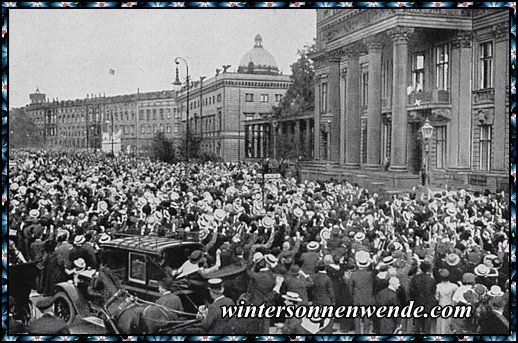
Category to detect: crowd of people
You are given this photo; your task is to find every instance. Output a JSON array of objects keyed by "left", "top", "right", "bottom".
[{"left": 7, "top": 150, "right": 511, "bottom": 335}]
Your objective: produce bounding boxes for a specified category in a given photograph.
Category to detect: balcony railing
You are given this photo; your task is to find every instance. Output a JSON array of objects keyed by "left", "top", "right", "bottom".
[
  {"left": 408, "top": 90, "right": 450, "bottom": 107},
  {"left": 472, "top": 88, "right": 495, "bottom": 105}
]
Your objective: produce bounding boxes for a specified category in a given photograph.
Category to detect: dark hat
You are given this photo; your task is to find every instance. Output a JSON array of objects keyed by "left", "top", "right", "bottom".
[
  {"left": 289, "top": 264, "right": 300, "bottom": 275},
  {"left": 36, "top": 296, "right": 55, "bottom": 311},
  {"left": 208, "top": 278, "right": 224, "bottom": 293},
  {"left": 190, "top": 250, "right": 204, "bottom": 263},
  {"left": 159, "top": 277, "right": 176, "bottom": 291},
  {"left": 316, "top": 260, "right": 326, "bottom": 269},
  {"left": 462, "top": 273, "right": 476, "bottom": 284}
]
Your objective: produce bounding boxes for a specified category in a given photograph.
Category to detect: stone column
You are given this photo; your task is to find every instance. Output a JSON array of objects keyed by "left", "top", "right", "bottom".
[
  {"left": 328, "top": 51, "right": 343, "bottom": 162},
  {"left": 245, "top": 125, "right": 250, "bottom": 158},
  {"left": 365, "top": 37, "right": 383, "bottom": 169},
  {"left": 314, "top": 75, "right": 321, "bottom": 160},
  {"left": 257, "top": 125, "right": 262, "bottom": 158},
  {"left": 263, "top": 124, "right": 269, "bottom": 158},
  {"left": 305, "top": 119, "right": 311, "bottom": 157},
  {"left": 294, "top": 120, "right": 301, "bottom": 149},
  {"left": 272, "top": 122, "right": 278, "bottom": 160},
  {"left": 493, "top": 23, "right": 508, "bottom": 171},
  {"left": 345, "top": 44, "right": 362, "bottom": 168},
  {"left": 251, "top": 124, "right": 256, "bottom": 158},
  {"left": 388, "top": 26, "right": 413, "bottom": 172},
  {"left": 449, "top": 30, "right": 473, "bottom": 170}
]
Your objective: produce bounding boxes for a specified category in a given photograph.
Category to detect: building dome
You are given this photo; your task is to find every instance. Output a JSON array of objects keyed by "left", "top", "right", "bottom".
[{"left": 238, "top": 34, "right": 279, "bottom": 75}]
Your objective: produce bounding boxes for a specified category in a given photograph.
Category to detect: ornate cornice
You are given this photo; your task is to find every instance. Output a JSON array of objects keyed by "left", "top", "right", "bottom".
[
  {"left": 363, "top": 35, "right": 384, "bottom": 51},
  {"left": 327, "top": 47, "right": 346, "bottom": 63},
  {"left": 387, "top": 26, "right": 414, "bottom": 44},
  {"left": 344, "top": 42, "right": 364, "bottom": 59},
  {"left": 493, "top": 22, "right": 508, "bottom": 41},
  {"left": 452, "top": 30, "right": 473, "bottom": 49}
]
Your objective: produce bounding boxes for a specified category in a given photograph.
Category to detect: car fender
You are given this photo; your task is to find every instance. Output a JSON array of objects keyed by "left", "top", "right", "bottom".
[{"left": 54, "top": 281, "right": 90, "bottom": 318}]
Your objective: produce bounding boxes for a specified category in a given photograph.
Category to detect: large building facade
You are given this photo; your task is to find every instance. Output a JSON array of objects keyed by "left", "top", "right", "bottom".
[
  {"left": 24, "top": 89, "right": 181, "bottom": 154},
  {"left": 307, "top": 8, "right": 509, "bottom": 192},
  {"left": 176, "top": 35, "right": 293, "bottom": 162}
]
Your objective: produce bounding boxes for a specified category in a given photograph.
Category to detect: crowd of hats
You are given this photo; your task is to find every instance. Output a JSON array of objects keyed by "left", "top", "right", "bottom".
[{"left": 8, "top": 151, "right": 510, "bottom": 326}]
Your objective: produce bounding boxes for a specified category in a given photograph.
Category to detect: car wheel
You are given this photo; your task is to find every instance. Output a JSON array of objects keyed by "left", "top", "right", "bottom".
[{"left": 53, "top": 291, "right": 76, "bottom": 326}]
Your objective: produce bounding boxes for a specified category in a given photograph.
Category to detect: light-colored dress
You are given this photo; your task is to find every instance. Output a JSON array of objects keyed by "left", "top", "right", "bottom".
[{"left": 435, "top": 281, "right": 459, "bottom": 334}]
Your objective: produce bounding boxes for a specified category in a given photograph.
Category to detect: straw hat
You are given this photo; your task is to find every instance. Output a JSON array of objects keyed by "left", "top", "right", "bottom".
[
  {"left": 355, "top": 251, "right": 371, "bottom": 268},
  {"left": 282, "top": 291, "right": 303, "bottom": 303},
  {"left": 446, "top": 253, "right": 460, "bottom": 267},
  {"left": 293, "top": 207, "right": 304, "bottom": 218},
  {"left": 73, "top": 235, "right": 86, "bottom": 246},
  {"left": 97, "top": 201, "right": 108, "bottom": 212},
  {"left": 488, "top": 285, "right": 504, "bottom": 297},
  {"left": 98, "top": 233, "right": 111, "bottom": 244},
  {"left": 307, "top": 241, "right": 320, "bottom": 251},
  {"left": 474, "top": 264, "right": 490, "bottom": 277},
  {"left": 261, "top": 216, "right": 275, "bottom": 229},
  {"left": 73, "top": 258, "right": 86, "bottom": 270},
  {"left": 214, "top": 209, "right": 226, "bottom": 222},
  {"left": 29, "top": 209, "right": 40, "bottom": 218},
  {"left": 320, "top": 227, "right": 331, "bottom": 242}
]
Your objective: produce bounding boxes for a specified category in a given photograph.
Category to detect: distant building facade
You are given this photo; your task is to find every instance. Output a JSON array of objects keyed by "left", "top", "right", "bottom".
[
  {"left": 24, "top": 89, "right": 180, "bottom": 154},
  {"left": 308, "top": 8, "right": 509, "bottom": 191},
  {"left": 175, "top": 35, "right": 293, "bottom": 162}
]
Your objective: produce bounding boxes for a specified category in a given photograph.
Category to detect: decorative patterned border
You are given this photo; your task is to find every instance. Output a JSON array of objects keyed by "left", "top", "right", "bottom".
[{"left": 1, "top": 2, "right": 516, "bottom": 341}]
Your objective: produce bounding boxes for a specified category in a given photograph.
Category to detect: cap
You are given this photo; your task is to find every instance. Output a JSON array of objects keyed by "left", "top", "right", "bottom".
[
  {"left": 36, "top": 297, "right": 55, "bottom": 311},
  {"left": 208, "top": 278, "right": 224, "bottom": 293}
]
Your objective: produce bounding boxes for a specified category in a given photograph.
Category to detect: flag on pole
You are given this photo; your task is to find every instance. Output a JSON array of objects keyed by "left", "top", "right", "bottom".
[{"left": 109, "top": 69, "right": 115, "bottom": 75}]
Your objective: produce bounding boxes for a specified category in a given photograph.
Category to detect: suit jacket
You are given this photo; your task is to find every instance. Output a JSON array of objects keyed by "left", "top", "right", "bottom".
[
  {"left": 479, "top": 310, "right": 509, "bottom": 335},
  {"left": 248, "top": 269, "right": 277, "bottom": 306},
  {"left": 312, "top": 272, "right": 335, "bottom": 306},
  {"left": 350, "top": 269, "right": 374, "bottom": 305},
  {"left": 300, "top": 251, "right": 320, "bottom": 274},
  {"left": 202, "top": 296, "right": 235, "bottom": 334},
  {"left": 156, "top": 291, "right": 183, "bottom": 320},
  {"left": 284, "top": 273, "right": 314, "bottom": 304},
  {"left": 409, "top": 272, "right": 437, "bottom": 311},
  {"left": 28, "top": 313, "right": 70, "bottom": 335},
  {"left": 376, "top": 287, "right": 401, "bottom": 334}
]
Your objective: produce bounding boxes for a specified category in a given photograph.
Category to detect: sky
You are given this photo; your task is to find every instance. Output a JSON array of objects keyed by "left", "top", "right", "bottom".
[{"left": 8, "top": 9, "right": 316, "bottom": 109}]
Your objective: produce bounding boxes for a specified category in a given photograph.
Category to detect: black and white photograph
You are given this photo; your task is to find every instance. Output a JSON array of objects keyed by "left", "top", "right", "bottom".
[{"left": 6, "top": 5, "right": 512, "bottom": 338}]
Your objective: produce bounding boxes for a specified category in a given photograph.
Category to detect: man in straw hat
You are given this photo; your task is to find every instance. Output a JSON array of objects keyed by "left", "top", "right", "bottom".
[
  {"left": 200, "top": 278, "right": 235, "bottom": 334},
  {"left": 350, "top": 250, "right": 374, "bottom": 334}
]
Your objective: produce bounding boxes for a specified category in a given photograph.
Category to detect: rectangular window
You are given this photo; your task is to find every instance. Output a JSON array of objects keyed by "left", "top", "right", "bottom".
[
  {"left": 141, "top": 125, "right": 145, "bottom": 134},
  {"left": 130, "top": 125, "right": 134, "bottom": 134},
  {"left": 412, "top": 53, "right": 425, "bottom": 92},
  {"left": 166, "top": 108, "right": 171, "bottom": 119},
  {"left": 153, "top": 109, "right": 157, "bottom": 120},
  {"left": 159, "top": 109, "right": 164, "bottom": 120},
  {"left": 128, "top": 253, "right": 146, "bottom": 285},
  {"left": 167, "top": 125, "right": 172, "bottom": 133},
  {"left": 480, "top": 42, "right": 493, "bottom": 89},
  {"left": 245, "top": 93, "right": 254, "bottom": 102},
  {"left": 159, "top": 124, "right": 164, "bottom": 132},
  {"left": 217, "top": 94, "right": 222, "bottom": 102},
  {"left": 174, "top": 125, "right": 179, "bottom": 133},
  {"left": 139, "top": 110, "right": 144, "bottom": 120},
  {"left": 361, "top": 72, "right": 369, "bottom": 107},
  {"left": 361, "top": 119, "right": 367, "bottom": 164},
  {"left": 146, "top": 109, "right": 150, "bottom": 121},
  {"left": 275, "top": 94, "right": 283, "bottom": 102},
  {"left": 153, "top": 124, "right": 157, "bottom": 133},
  {"left": 435, "top": 126, "right": 447, "bottom": 170},
  {"left": 436, "top": 45, "right": 449, "bottom": 90},
  {"left": 321, "top": 82, "right": 328, "bottom": 113},
  {"left": 261, "top": 94, "right": 269, "bottom": 102},
  {"left": 479, "top": 125, "right": 492, "bottom": 171}
]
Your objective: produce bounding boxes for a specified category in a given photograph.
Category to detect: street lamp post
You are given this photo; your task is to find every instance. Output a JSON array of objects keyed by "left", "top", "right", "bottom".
[
  {"left": 172, "top": 57, "right": 190, "bottom": 162},
  {"left": 111, "top": 111, "right": 114, "bottom": 155},
  {"left": 420, "top": 118, "right": 434, "bottom": 188}
]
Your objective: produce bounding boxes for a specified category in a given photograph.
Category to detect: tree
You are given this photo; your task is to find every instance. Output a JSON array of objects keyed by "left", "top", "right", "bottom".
[
  {"left": 178, "top": 129, "right": 201, "bottom": 161},
  {"left": 9, "top": 108, "right": 43, "bottom": 149},
  {"left": 151, "top": 132, "right": 176, "bottom": 163},
  {"left": 273, "top": 40, "right": 316, "bottom": 119},
  {"left": 272, "top": 41, "right": 316, "bottom": 159}
]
